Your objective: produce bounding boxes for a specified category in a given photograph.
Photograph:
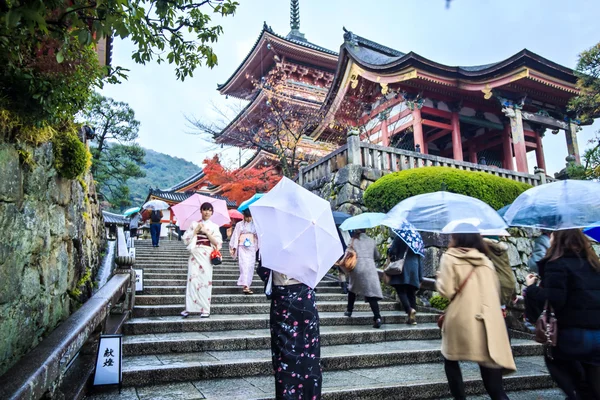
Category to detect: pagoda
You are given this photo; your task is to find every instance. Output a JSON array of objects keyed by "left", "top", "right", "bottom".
[{"left": 312, "top": 29, "right": 585, "bottom": 174}]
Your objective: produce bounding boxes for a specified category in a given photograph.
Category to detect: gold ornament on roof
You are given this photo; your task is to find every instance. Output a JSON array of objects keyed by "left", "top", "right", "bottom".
[
  {"left": 482, "top": 84, "right": 492, "bottom": 100},
  {"left": 380, "top": 83, "right": 389, "bottom": 95}
]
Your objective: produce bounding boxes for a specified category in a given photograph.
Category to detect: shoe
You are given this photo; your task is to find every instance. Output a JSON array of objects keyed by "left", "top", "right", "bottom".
[
  {"left": 373, "top": 319, "right": 382, "bottom": 329},
  {"left": 344, "top": 311, "right": 352, "bottom": 317},
  {"left": 243, "top": 287, "right": 254, "bottom": 295},
  {"left": 181, "top": 311, "right": 189, "bottom": 318},
  {"left": 200, "top": 313, "right": 210, "bottom": 318},
  {"left": 407, "top": 309, "right": 417, "bottom": 325}
]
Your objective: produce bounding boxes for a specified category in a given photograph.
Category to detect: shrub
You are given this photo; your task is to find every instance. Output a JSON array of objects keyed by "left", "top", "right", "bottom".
[
  {"left": 430, "top": 294, "right": 450, "bottom": 311},
  {"left": 363, "top": 166, "right": 531, "bottom": 212},
  {"left": 52, "top": 129, "right": 91, "bottom": 179}
]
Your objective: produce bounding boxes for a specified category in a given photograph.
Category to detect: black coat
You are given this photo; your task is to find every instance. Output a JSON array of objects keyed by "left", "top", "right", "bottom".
[
  {"left": 526, "top": 251, "right": 600, "bottom": 330},
  {"left": 386, "top": 237, "right": 424, "bottom": 289}
]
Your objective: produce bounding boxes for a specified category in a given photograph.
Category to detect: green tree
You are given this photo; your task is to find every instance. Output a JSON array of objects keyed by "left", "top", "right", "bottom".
[{"left": 82, "top": 93, "right": 145, "bottom": 209}]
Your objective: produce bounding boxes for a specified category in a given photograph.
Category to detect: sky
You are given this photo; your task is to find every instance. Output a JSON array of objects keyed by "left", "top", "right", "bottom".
[{"left": 101, "top": 0, "right": 600, "bottom": 176}]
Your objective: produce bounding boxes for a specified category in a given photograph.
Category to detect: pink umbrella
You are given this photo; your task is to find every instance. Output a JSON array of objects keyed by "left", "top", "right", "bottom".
[
  {"left": 228, "top": 209, "right": 244, "bottom": 221},
  {"left": 171, "top": 194, "right": 230, "bottom": 230}
]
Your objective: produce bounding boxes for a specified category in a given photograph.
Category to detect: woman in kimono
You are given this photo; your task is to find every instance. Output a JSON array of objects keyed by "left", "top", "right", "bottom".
[
  {"left": 257, "top": 262, "right": 322, "bottom": 399},
  {"left": 180, "top": 202, "right": 223, "bottom": 318},
  {"left": 229, "top": 209, "right": 259, "bottom": 294}
]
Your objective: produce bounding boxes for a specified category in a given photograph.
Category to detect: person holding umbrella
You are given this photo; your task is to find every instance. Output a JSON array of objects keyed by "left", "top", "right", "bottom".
[
  {"left": 180, "top": 202, "right": 223, "bottom": 318},
  {"left": 229, "top": 209, "right": 259, "bottom": 294},
  {"left": 129, "top": 212, "right": 141, "bottom": 240}
]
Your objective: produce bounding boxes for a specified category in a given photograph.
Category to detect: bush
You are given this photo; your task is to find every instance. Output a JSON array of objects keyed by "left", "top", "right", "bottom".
[
  {"left": 430, "top": 294, "right": 450, "bottom": 311},
  {"left": 363, "top": 166, "right": 531, "bottom": 212},
  {"left": 52, "top": 129, "right": 91, "bottom": 179}
]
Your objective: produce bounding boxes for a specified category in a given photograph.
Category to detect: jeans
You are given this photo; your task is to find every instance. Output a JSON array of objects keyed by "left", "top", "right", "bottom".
[
  {"left": 150, "top": 223, "right": 161, "bottom": 246},
  {"left": 392, "top": 284, "right": 417, "bottom": 314},
  {"left": 444, "top": 358, "right": 508, "bottom": 400},
  {"left": 347, "top": 291, "right": 381, "bottom": 321}
]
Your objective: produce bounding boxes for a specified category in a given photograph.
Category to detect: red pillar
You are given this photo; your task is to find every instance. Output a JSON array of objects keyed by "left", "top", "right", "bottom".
[
  {"left": 469, "top": 146, "right": 477, "bottom": 164},
  {"left": 502, "top": 124, "right": 514, "bottom": 170},
  {"left": 381, "top": 120, "right": 390, "bottom": 147},
  {"left": 535, "top": 131, "right": 547, "bottom": 171},
  {"left": 510, "top": 109, "right": 528, "bottom": 173},
  {"left": 412, "top": 108, "right": 425, "bottom": 153},
  {"left": 451, "top": 112, "right": 463, "bottom": 161}
]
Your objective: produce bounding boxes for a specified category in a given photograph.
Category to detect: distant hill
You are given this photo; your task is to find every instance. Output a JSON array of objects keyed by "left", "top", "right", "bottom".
[{"left": 127, "top": 148, "right": 201, "bottom": 206}]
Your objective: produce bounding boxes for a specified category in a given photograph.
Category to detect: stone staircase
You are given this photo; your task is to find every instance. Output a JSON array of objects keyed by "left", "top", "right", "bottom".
[{"left": 87, "top": 239, "right": 561, "bottom": 400}]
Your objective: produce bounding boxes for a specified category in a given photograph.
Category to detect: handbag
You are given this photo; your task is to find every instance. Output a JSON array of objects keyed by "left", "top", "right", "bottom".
[
  {"left": 338, "top": 238, "right": 357, "bottom": 272},
  {"left": 210, "top": 248, "right": 222, "bottom": 265},
  {"left": 437, "top": 267, "right": 476, "bottom": 329},
  {"left": 535, "top": 300, "right": 557, "bottom": 357},
  {"left": 384, "top": 248, "right": 408, "bottom": 276}
]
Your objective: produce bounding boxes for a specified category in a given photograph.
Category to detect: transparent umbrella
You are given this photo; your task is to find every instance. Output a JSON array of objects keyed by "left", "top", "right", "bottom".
[
  {"left": 382, "top": 191, "right": 508, "bottom": 233},
  {"left": 504, "top": 180, "right": 600, "bottom": 231},
  {"left": 142, "top": 199, "right": 169, "bottom": 210}
]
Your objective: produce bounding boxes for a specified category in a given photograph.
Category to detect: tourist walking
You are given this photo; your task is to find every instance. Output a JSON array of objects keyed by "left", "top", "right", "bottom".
[
  {"left": 483, "top": 236, "right": 517, "bottom": 313},
  {"left": 149, "top": 209, "right": 163, "bottom": 247},
  {"left": 129, "top": 212, "right": 141, "bottom": 240},
  {"left": 524, "top": 229, "right": 600, "bottom": 400},
  {"left": 437, "top": 224, "right": 516, "bottom": 400},
  {"left": 180, "top": 202, "right": 223, "bottom": 318},
  {"left": 386, "top": 235, "right": 423, "bottom": 325},
  {"left": 229, "top": 209, "right": 259, "bottom": 294},
  {"left": 256, "top": 262, "right": 322, "bottom": 400},
  {"left": 527, "top": 230, "right": 551, "bottom": 273},
  {"left": 344, "top": 230, "right": 384, "bottom": 328}
]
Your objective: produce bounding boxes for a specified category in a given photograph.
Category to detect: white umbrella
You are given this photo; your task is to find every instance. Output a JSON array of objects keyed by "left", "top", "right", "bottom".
[
  {"left": 142, "top": 199, "right": 169, "bottom": 210},
  {"left": 504, "top": 180, "right": 600, "bottom": 230},
  {"left": 249, "top": 177, "right": 343, "bottom": 288},
  {"left": 441, "top": 218, "right": 510, "bottom": 236},
  {"left": 382, "top": 191, "right": 508, "bottom": 233}
]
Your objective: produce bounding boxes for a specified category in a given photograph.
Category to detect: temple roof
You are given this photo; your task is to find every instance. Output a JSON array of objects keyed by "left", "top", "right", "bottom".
[
  {"left": 148, "top": 189, "right": 237, "bottom": 208},
  {"left": 165, "top": 170, "right": 206, "bottom": 191},
  {"left": 217, "top": 23, "right": 338, "bottom": 99},
  {"left": 102, "top": 210, "right": 129, "bottom": 225}
]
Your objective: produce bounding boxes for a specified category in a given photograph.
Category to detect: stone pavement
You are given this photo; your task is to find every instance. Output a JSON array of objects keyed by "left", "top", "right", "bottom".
[{"left": 86, "top": 240, "right": 561, "bottom": 399}]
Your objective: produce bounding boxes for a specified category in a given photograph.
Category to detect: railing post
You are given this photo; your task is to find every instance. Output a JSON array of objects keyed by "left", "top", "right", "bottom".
[
  {"left": 298, "top": 161, "right": 308, "bottom": 186},
  {"left": 534, "top": 166, "right": 547, "bottom": 185},
  {"left": 347, "top": 128, "right": 361, "bottom": 165}
]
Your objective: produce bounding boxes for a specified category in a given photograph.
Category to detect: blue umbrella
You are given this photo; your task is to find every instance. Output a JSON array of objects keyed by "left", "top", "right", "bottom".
[
  {"left": 339, "top": 212, "right": 386, "bottom": 231},
  {"left": 391, "top": 221, "right": 425, "bottom": 256},
  {"left": 584, "top": 223, "right": 600, "bottom": 243},
  {"left": 123, "top": 206, "right": 141, "bottom": 217},
  {"left": 238, "top": 193, "right": 264, "bottom": 212},
  {"left": 332, "top": 211, "right": 351, "bottom": 226},
  {"left": 497, "top": 204, "right": 511, "bottom": 218}
]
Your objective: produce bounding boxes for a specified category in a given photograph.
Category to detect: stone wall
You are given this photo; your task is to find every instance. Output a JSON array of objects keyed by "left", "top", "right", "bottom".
[{"left": 0, "top": 140, "right": 104, "bottom": 375}]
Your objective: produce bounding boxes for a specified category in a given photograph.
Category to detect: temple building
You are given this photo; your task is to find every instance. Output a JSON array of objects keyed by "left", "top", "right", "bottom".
[{"left": 312, "top": 29, "right": 584, "bottom": 174}]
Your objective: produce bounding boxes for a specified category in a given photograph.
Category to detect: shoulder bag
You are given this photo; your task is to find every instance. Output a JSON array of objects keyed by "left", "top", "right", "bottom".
[
  {"left": 384, "top": 248, "right": 408, "bottom": 276},
  {"left": 437, "top": 267, "right": 476, "bottom": 329},
  {"left": 338, "top": 238, "right": 357, "bottom": 272},
  {"left": 535, "top": 300, "right": 558, "bottom": 358}
]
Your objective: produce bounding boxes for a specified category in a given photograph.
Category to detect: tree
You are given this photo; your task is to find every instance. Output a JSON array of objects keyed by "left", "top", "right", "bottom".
[
  {"left": 82, "top": 92, "right": 145, "bottom": 209},
  {"left": 567, "top": 133, "right": 600, "bottom": 180},
  {"left": 201, "top": 155, "right": 280, "bottom": 205}
]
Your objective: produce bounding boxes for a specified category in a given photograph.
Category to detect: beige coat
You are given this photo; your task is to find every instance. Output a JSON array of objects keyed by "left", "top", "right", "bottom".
[{"left": 437, "top": 247, "right": 516, "bottom": 373}]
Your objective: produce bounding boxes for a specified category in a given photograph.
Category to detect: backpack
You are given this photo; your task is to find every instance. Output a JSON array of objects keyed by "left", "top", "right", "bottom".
[{"left": 150, "top": 210, "right": 162, "bottom": 223}]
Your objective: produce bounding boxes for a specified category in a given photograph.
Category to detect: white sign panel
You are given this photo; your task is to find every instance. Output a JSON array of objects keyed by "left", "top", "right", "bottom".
[
  {"left": 93, "top": 335, "right": 122, "bottom": 386},
  {"left": 134, "top": 269, "right": 143, "bottom": 292}
]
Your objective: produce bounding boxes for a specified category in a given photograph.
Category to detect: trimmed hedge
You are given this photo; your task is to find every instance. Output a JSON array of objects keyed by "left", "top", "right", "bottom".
[{"left": 363, "top": 166, "right": 531, "bottom": 212}]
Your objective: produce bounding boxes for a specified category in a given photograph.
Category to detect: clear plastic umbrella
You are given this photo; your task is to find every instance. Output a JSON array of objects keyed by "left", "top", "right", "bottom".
[
  {"left": 249, "top": 177, "right": 343, "bottom": 288},
  {"left": 382, "top": 191, "right": 508, "bottom": 233},
  {"left": 504, "top": 180, "right": 600, "bottom": 231},
  {"left": 142, "top": 199, "right": 169, "bottom": 210}
]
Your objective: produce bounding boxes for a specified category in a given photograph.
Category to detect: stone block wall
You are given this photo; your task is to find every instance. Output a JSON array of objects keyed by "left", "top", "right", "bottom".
[{"left": 0, "top": 140, "right": 104, "bottom": 375}]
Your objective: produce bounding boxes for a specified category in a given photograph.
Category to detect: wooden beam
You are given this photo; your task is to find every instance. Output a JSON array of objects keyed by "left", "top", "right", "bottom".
[
  {"left": 426, "top": 129, "right": 452, "bottom": 143},
  {"left": 421, "top": 106, "right": 452, "bottom": 120},
  {"left": 358, "top": 96, "right": 405, "bottom": 126},
  {"left": 389, "top": 120, "right": 414, "bottom": 136},
  {"left": 459, "top": 115, "right": 504, "bottom": 130},
  {"left": 422, "top": 119, "right": 453, "bottom": 131}
]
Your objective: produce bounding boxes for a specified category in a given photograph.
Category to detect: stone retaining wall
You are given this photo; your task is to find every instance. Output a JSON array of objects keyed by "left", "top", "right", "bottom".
[{"left": 0, "top": 140, "right": 104, "bottom": 375}]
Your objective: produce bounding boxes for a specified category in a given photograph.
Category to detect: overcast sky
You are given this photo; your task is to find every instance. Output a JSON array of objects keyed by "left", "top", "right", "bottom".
[{"left": 101, "top": 0, "right": 600, "bottom": 176}]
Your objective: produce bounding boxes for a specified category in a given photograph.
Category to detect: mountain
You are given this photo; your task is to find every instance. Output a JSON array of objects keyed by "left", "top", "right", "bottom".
[{"left": 127, "top": 148, "right": 201, "bottom": 206}]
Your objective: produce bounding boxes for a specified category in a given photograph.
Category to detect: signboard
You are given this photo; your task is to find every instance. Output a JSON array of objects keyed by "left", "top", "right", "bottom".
[
  {"left": 134, "top": 269, "right": 143, "bottom": 292},
  {"left": 93, "top": 335, "right": 122, "bottom": 386}
]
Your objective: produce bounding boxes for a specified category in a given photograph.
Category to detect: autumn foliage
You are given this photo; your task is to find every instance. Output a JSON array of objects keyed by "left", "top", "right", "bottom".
[{"left": 202, "top": 155, "right": 280, "bottom": 205}]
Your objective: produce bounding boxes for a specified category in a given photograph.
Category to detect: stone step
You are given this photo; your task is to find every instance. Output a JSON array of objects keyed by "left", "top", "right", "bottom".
[
  {"left": 132, "top": 301, "right": 399, "bottom": 317},
  {"left": 135, "top": 255, "right": 237, "bottom": 260},
  {"left": 119, "top": 340, "right": 542, "bottom": 386},
  {"left": 142, "top": 278, "right": 339, "bottom": 287},
  {"left": 135, "top": 263, "right": 238, "bottom": 268},
  {"left": 143, "top": 273, "right": 247, "bottom": 280},
  {"left": 86, "top": 359, "right": 557, "bottom": 400},
  {"left": 139, "top": 266, "right": 244, "bottom": 272},
  {"left": 123, "top": 323, "right": 443, "bottom": 356},
  {"left": 135, "top": 293, "right": 351, "bottom": 305},
  {"left": 123, "top": 311, "right": 441, "bottom": 335},
  {"left": 141, "top": 285, "right": 344, "bottom": 295}
]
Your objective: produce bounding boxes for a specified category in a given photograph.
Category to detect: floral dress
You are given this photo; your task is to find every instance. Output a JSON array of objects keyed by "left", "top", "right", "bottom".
[
  {"left": 229, "top": 220, "right": 259, "bottom": 288},
  {"left": 182, "top": 220, "right": 222, "bottom": 314}
]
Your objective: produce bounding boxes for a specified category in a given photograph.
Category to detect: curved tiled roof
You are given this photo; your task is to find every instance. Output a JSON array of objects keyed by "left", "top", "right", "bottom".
[
  {"left": 165, "top": 169, "right": 205, "bottom": 191},
  {"left": 102, "top": 210, "right": 129, "bottom": 225},
  {"left": 149, "top": 189, "right": 237, "bottom": 208}
]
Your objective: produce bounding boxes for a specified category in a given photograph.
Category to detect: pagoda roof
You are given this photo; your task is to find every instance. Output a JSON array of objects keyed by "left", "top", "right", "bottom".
[
  {"left": 147, "top": 189, "right": 237, "bottom": 208},
  {"left": 217, "top": 23, "right": 338, "bottom": 99},
  {"left": 102, "top": 210, "right": 129, "bottom": 225},
  {"left": 165, "top": 169, "right": 206, "bottom": 192}
]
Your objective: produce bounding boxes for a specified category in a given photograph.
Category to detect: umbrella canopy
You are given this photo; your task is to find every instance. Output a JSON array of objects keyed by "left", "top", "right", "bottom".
[
  {"left": 142, "top": 199, "right": 169, "bottom": 210},
  {"left": 504, "top": 180, "right": 600, "bottom": 231},
  {"left": 584, "top": 224, "right": 600, "bottom": 243},
  {"left": 332, "top": 211, "right": 351, "bottom": 226},
  {"left": 339, "top": 212, "right": 386, "bottom": 231},
  {"left": 441, "top": 218, "right": 510, "bottom": 236},
  {"left": 497, "top": 204, "right": 511, "bottom": 218},
  {"left": 249, "top": 177, "right": 343, "bottom": 288},
  {"left": 390, "top": 220, "right": 425, "bottom": 256},
  {"left": 171, "top": 194, "right": 230, "bottom": 230},
  {"left": 238, "top": 193, "right": 264, "bottom": 212},
  {"left": 228, "top": 209, "right": 244, "bottom": 221},
  {"left": 382, "top": 191, "right": 508, "bottom": 233},
  {"left": 123, "top": 206, "right": 141, "bottom": 217}
]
